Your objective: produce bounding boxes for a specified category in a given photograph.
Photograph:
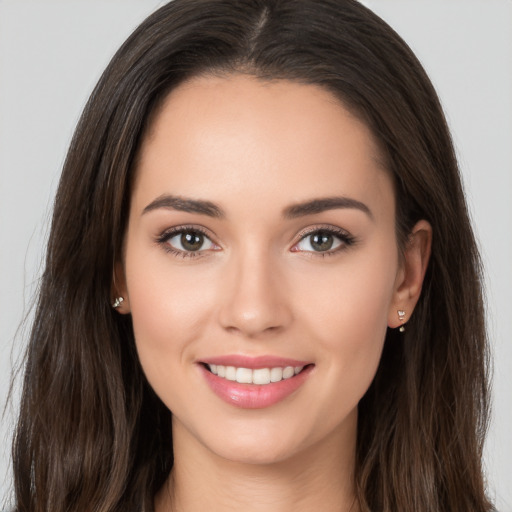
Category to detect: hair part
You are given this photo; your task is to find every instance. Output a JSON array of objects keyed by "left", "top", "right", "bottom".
[{"left": 13, "top": 1, "right": 492, "bottom": 511}]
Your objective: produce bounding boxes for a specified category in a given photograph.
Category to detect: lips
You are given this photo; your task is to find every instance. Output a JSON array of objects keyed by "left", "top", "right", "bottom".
[
  {"left": 206, "top": 364, "right": 304, "bottom": 384},
  {"left": 198, "top": 355, "right": 314, "bottom": 409}
]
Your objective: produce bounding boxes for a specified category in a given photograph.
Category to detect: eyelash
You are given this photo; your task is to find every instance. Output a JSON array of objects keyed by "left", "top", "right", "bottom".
[
  {"left": 155, "top": 225, "right": 356, "bottom": 259},
  {"left": 292, "top": 225, "right": 356, "bottom": 257},
  {"left": 156, "top": 225, "right": 217, "bottom": 259}
]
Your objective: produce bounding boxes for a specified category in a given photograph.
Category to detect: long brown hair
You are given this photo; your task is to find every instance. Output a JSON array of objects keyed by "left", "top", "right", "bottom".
[{"left": 12, "top": 1, "right": 493, "bottom": 511}]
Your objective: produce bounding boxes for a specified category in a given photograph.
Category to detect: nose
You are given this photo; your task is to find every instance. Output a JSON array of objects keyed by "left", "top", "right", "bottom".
[{"left": 217, "top": 250, "right": 293, "bottom": 338}]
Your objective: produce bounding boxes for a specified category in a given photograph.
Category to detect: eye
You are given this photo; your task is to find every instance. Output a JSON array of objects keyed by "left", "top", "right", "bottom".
[
  {"left": 158, "top": 227, "right": 218, "bottom": 256},
  {"left": 292, "top": 228, "right": 354, "bottom": 254}
]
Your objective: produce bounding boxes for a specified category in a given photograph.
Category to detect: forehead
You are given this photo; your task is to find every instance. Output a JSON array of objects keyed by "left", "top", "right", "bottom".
[{"left": 133, "top": 74, "right": 393, "bottom": 219}]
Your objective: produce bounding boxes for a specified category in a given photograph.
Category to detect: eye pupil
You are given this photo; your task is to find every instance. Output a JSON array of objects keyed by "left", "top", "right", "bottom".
[
  {"left": 311, "top": 232, "right": 334, "bottom": 251},
  {"left": 181, "top": 232, "right": 203, "bottom": 251}
]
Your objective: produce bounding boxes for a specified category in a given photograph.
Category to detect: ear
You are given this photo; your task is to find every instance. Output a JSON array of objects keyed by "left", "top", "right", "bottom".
[
  {"left": 388, "top": 220, "right": 432, "bottom": 328},
  {"left": 111, "top": 261, "right": 131, "bottom": 314}
]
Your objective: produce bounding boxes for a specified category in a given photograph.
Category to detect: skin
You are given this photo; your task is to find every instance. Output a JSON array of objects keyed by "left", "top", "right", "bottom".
[{"left": 116, "top": 74, "right": 431, "bottom": 512}]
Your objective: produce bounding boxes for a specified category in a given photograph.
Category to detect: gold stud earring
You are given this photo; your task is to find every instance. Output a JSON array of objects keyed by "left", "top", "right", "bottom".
[
  {"left": 112, "top": 296, "right": 124, "bottom": 309},
  {"left": 398, "top": 310, "right": 406, "bottom": 332}
]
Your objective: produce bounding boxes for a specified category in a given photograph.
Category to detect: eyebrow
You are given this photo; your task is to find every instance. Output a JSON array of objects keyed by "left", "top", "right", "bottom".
[
  {"left": 142, "top": 194, "right": 225, "bottom": 218},
  {"left": 283, "top": 196, "right": 373, "bottom": 220},
  {"left": 142, "top": 194, "right": 373, "bottom": 221}
]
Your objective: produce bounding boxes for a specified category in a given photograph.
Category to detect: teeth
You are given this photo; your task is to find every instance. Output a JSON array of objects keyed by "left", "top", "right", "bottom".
[
  {"left": 225, "top": 366, "right": 236, "bottom": 381},
  {"left": 207, "top": 364, "right": 304, "bottom": 385},
  {"left": 270, "top": 367, "right": 283, "bottom": 382},
  {"left": 236, "top": 367, "right": 252, "bottom": 384},
  {"left": 282, "top": 366, "right": 295, "bottom": 379},
  {"left": 253, "top": 368, "right": 270, "bottom": 385}
]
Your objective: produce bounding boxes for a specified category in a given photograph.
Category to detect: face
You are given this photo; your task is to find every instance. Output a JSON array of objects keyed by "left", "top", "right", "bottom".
[{"left": 119, "top": 75, "right": 406, "bottom": 465}]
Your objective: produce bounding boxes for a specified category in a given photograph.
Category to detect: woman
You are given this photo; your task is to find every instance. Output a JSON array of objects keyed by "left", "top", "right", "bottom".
[{"left": 10, "top": 1, "right": 494, "bottom": 511}]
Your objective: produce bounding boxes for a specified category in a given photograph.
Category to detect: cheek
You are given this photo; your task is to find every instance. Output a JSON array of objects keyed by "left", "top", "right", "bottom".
[
  {"left": 299, "top": 245, "right": 396, "bottom": 318},
  {"left": 124, "top": 243, "right": 219, "bottom": 377},
  {"left": 294, "top": 241, "right": 398, "bottom": 383}
]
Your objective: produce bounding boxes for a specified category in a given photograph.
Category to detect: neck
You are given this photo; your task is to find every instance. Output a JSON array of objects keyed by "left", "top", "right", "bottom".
[{"left": 155, "top": 416, "right": 360, "bottom": 512}]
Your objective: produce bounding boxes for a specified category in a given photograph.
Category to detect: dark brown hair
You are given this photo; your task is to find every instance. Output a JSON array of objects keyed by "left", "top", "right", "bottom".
[{"left": 12, "top": 1, "right": 493, "bottom": 511}]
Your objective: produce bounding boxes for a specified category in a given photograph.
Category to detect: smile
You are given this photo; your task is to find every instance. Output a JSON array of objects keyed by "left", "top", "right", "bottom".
[
  {"left": 199, "top": 357, "right": 314, "bottom": 409},
  {"left": 206, "top": 364, "right": 304, "bottom": 385}
]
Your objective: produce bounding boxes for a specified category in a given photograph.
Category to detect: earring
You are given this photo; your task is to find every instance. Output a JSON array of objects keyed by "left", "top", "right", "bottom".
[
  {"left": 398, "top": 310, "right": 406, "bottom": 332},
  {"left": 112, "top": 296, "right": 124, "bottom": 309}
]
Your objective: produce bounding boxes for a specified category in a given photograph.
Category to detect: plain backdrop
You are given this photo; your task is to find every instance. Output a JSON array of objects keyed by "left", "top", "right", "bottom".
[{"left": 1, "top": 0, "right": 511, "bottom": 508}]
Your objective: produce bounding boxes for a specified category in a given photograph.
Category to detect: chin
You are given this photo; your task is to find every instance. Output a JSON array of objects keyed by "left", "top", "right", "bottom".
[
  {"left": 215, "top": 441, "right": 300, "bottom": 466},
  {"left": 202, "top": 422, "right": 314, "bottom": 467}
]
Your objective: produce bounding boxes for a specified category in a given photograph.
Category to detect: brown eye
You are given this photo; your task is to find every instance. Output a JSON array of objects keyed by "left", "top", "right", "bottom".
[
  {"left": 166, "top": 229, "right": 215, "bottom": 253},
  {"left": 181, "top": 231, "right": 204, "bottom": 251}
]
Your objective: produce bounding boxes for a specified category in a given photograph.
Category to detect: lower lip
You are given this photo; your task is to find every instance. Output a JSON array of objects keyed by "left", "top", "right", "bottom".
[{"left": 200, "top": 364, "right": 313, "bottom": 409}]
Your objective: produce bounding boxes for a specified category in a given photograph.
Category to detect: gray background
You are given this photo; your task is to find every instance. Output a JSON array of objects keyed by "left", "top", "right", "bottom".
[{"left": 1, "top": 0, "right": 511, "bottom": 508}]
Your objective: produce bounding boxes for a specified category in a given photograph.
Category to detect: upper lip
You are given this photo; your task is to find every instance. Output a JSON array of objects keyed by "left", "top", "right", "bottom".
[{"left": 199, "top": 354, "right": 312, "bottom": 369}]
